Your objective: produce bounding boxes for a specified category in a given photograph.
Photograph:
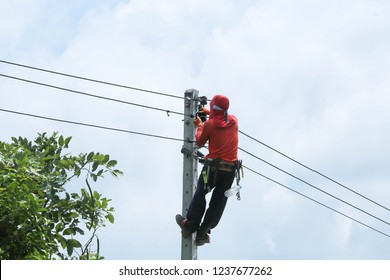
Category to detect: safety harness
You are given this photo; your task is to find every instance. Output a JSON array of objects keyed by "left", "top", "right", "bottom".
[
  {"left": 181, "top": 147, "right": 244, "bottom": 200},
  {"left": 201, "top": 158, "right": 244, "bottom": 200}
]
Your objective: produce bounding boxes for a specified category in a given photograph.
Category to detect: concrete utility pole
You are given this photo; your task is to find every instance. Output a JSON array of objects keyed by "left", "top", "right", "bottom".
[{"left": 181, "top": 89, "right": 199, "bottom": 260}]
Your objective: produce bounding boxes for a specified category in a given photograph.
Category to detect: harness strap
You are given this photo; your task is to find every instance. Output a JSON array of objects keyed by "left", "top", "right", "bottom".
[{"left": 234, "top": 160, "right": 243, "bottom": 200}]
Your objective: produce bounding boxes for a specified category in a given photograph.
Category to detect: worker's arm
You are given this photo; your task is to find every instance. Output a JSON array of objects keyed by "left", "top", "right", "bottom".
[{"left": 194, "top": 116, "right": 209, "bottom": 146}]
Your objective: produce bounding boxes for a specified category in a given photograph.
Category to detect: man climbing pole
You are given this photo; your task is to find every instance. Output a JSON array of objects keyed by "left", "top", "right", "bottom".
[{"left": 176, "top": 94, "right": 239, "bottom": 246}]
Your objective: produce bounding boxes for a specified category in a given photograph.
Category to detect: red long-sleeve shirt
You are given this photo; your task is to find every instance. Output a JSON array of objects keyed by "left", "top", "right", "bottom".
[{"left": 195, "top": 115, "right": 239, "bottom": 163}]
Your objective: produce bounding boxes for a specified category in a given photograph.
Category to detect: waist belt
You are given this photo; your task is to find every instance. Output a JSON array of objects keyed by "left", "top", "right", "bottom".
[
  {"left": 217, "top": 162, "right": 236, "bottom": 171},
  {"left": 202, "top": 158, "right": 242, "bottom": 194},
  {"left": 204, "top": 158, "right": 236, "bottom": 172}
]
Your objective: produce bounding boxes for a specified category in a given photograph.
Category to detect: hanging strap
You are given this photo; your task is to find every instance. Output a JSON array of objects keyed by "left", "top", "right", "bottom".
[{"left": 235, "top": 160, "right": 244, "bottom": 200}]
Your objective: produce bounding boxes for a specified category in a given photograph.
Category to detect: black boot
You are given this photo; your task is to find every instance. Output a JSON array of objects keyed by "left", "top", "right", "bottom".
[
  {"left": 175, "top": 214, "right": 198, "bottom": 239},
  {"left": 195, "top": 225, "right": 211, "bottom": 246}
]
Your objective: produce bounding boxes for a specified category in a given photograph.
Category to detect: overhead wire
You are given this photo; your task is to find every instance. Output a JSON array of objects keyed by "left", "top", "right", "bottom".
[
  {"left": 2, "top": 68, "right": 387, "bottom": 212},
  {"left": 1, "top": 107, "right": 389, "bottom": 239},
  {"left": 3, "top": 61, "right": 384, "bottom": 213},
  {"left": 239, "top": 130, "right": 390, "bottom": 212},
  {"left": 2, "top": 72, "right": 387, "bottom": 215},
  {"left": 243, "top": 165, "right": 390, "bottom": 239},
  {"left": 239, "top": 147, "right": 390, "bottom": 227},
  {"left": 0, "top": 59, "right": 184, "bottom": 100},
  {"left": 0, "top": 108, "right": 190, "bottom": 143},
  {"left": 0, "top": 73, "right": 189, "bottom": 118},
  {"left": 2, "top": 59, "right": 389, "bottom": 239}
]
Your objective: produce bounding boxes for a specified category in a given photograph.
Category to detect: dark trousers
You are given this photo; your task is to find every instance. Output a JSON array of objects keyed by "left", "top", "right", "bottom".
[{"left": 186, "top": 167, "right": 236, "bottom": 234}]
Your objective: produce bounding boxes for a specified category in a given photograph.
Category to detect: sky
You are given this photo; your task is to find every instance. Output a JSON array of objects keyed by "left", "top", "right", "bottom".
[{"left": 1, "top": 0, "right": 390, "bottom": 260}]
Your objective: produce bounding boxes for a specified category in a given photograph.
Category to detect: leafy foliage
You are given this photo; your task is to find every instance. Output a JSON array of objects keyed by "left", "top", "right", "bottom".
[{"left": 0, "top": 132, "right": 122, "bottom": 259}]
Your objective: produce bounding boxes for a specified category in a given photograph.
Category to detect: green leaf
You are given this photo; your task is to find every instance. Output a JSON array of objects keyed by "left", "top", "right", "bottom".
[
  {"left": 106, "top": 213, "right": 115, "bottom": 224},
  {"left": 91, "top": 174, "right": 98, "bottom": 182},
  {"left": 60, "top": 159, "right": 70, "bottom": 168},
  {"left": 68, "top": 239, "right": 82, "bottom": 248},
  {"left": 107, "top": 160, "right": 117, "bottom": 167},
  {"left": 64, "top": 136, "right": 72, "bottom": 147},
  {"left": 74, "top": 227, "right": 85, "bottom": 235},
  {"left": 111, "top": 169, "right": 124, "bottom": 177},
  {"left": 93, "top": 191, "right": 101, "bottom": 200},
  {"left": 57, "top": 234, "right": 67, "bottom": 249},
  {"left": 101, "top": 198, "right": 108, "bottom": 209},
  {"left": 87, "top": 152, "right": 94, "bottom": 161},
  {"left": 66, "top": 240, "right": 74, "bottom": 256},
  {"left": 55, "top": 223, "right": 65, "bottom": 233},
  {"left": 103, "top": 154, "right": 110, "bottom": 164},
  {"left": 58, "top": 135, "right": 64, "bottom": 147},
  {"left": 63, "top": 228, "right": 73, "bottom": 235},
  {"left": 70, "top": 212, "right": 79, "bottom": 219},
  {"left": 92, "top": 161, "right": 99, "bottom": 172}
]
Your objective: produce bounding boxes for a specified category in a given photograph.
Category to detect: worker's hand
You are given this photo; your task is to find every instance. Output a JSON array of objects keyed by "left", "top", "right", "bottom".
[
  {"left": 194, "top": 116, "right": 203, "bottom": 127},
  {"left": 200, "top": 107, "right": 210, "bottom": 115}
]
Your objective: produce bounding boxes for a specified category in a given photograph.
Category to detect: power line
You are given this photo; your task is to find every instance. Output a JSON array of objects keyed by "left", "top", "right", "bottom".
[
  {"left": 0, "top": 59, "right": 184, "bottom": 100},
  {"left": 243, "top": 165, "right": 390, "bottom": 239},
  {"left": 0, "top": 108, "right": 190, "bottom": 143},
  {"left": 0, "top": 73, "right": 190, "bottom": 117},
  {"left": 4, "top": 61, "right": 387, "bottom": 235},
  {"left": 2, "top": 60, "right": 381, "bottom": 213},
  {"left": 239, "top": 129, "right": 390, "bottom": 212},
  {"left": 3, "top": 70, "right": 386, "bottom": 218},
  {"left": 2, "top": 106, "right": 388, "bottom": 239},
  {"left": 239, "top": 147, "right": 390, "bottom": 227}
]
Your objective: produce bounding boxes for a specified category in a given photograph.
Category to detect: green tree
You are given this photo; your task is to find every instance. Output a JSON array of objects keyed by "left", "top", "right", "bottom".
[{"left": 0, "top": 132, "right": 122, "bottom": 259}]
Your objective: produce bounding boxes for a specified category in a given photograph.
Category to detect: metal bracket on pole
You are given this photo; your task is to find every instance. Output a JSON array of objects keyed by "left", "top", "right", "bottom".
[{"left": 181, "top": 89, "right": 199, "bottom": 260}]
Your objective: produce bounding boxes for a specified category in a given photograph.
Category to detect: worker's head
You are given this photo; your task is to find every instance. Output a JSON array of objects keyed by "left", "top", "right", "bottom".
[
  {"left": 209, "top": 94, "right": 236, "bottom": 127},
  {"left": 211, "top": 94, "right": 229, "bottom": 111},
  {"left": 210, "top": 94, "right": 229, "bottom": 117},
  {"left": 209, "top": 94, "right": 230, "bottom": 124}
]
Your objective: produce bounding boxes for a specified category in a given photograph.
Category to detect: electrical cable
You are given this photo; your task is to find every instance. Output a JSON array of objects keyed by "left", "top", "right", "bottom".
[
  {"left": 239, "top": 130, "right": 390, "bottom": 212},
  {"left": 3, "top": 60, "right": 388, "bottom": 236},
  {"left": 243, "top": 164, "right": 390, "bottom": 239},
  {"left": 0, "top": 59, "right": 184, "bottom": 100},
  {"left": 0, "top": 108, "right": 191, "bottom": 143},
  {"left": 239, "top": 147, "right": 390, "bottom": 227},
  {"left": 1, "top": 76, "right": 385, "bottom": 220},
  {"left": 0, "top": 73, "right": 190, "bottom": 117},
  {"left": 2, "top": 107, "right": 389, "bottom": 239}
]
